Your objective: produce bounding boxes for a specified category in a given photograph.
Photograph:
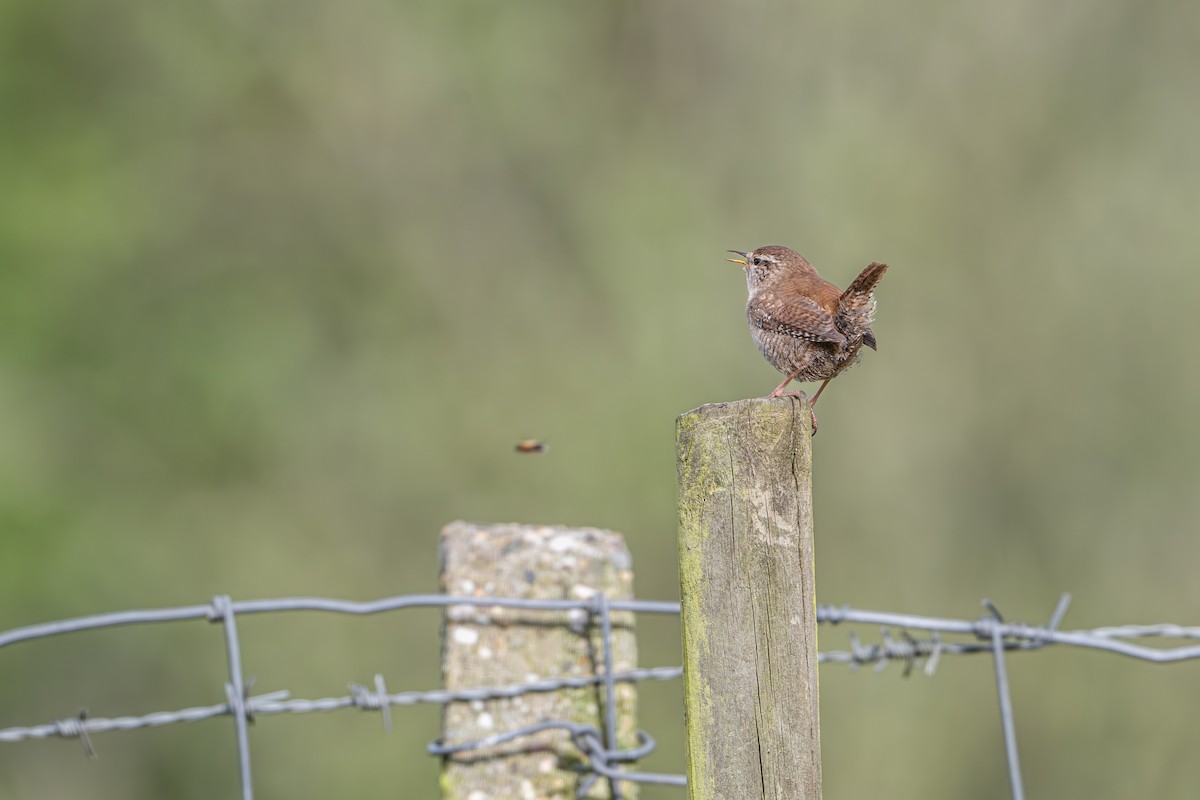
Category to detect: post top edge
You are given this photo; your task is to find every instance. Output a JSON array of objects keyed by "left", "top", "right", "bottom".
[{"left": 676, "top": 395, "right": 810, "bottom": 421}]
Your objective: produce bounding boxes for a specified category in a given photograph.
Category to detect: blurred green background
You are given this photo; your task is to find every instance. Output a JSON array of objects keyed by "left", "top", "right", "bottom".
[{"left": 3, "top": 0, "right": 1200, "bottom": 797}]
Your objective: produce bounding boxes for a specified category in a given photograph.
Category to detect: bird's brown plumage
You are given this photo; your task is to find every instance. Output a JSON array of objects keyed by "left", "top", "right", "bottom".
[{"left": 729, "top": 245, "right": 888, "bottom": 427}]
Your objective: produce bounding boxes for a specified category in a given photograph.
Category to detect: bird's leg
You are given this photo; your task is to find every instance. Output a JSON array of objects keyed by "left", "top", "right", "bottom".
[
  {"left": 768, "top": 369, "right": 803, "bottom": 398},
  {"left": 767, "top": 371, "right": 819, "bottom": 436},
  {"left": 796, "top": 379, "right": 834, "bottom": 436},
  {"left": 809, "top": 378, "right": 833, "bottom": 407}
]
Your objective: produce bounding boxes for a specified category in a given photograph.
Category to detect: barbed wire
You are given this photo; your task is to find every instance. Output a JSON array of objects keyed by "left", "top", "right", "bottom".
[
  {"left": 3, "top": 591, "right": 1200, "bottom": 799},
  {"left": 0, "top": 667, "right": 686, "bottom": 744}
]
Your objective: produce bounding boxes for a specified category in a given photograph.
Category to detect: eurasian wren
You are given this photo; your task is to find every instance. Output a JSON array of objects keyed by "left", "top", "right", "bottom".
[{"left": 727, "top": 245, "right": 888, "bottom": 432}]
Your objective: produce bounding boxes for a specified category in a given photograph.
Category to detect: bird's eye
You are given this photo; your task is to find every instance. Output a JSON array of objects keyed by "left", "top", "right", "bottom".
[{"left": 752, "top": 256, "right": 762, "bottom": 266}]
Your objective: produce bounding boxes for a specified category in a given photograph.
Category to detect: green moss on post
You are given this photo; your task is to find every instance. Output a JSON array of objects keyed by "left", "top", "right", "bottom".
[{"left": 677, "top": 397, "right": 821, "bottom": 800}]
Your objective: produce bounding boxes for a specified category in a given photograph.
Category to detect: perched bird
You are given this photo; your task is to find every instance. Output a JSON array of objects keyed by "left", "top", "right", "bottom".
[
  {"left": 514, "top": 439, "right": 549, "bottom": 454},
  {"left": 727, "top": 245, "right": 888, "bottom": 433}
]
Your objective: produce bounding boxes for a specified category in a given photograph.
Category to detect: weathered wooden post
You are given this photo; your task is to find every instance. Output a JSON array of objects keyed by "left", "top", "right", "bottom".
[
  {"left": 676, "top": 397, "right": 821, "bottom": 799},
  {"left": 439, "top": 521, "right": 639, "bottom": 799}
]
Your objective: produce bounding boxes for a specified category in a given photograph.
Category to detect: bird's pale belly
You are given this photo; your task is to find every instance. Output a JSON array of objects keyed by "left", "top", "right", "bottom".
[{"left": 751, "top": 330, "right": 865, "bottom": 383}]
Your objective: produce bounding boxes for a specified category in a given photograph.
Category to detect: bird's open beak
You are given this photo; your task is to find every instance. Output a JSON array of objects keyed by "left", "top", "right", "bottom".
[{"left": 726, "top": 250, "right": 749, "bottom": 266}]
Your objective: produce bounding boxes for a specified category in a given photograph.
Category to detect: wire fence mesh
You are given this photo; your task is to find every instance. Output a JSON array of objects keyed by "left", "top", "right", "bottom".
[{"left": 3, "top": 591, "right": 1200, "bottom": 799}]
